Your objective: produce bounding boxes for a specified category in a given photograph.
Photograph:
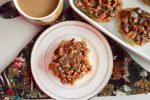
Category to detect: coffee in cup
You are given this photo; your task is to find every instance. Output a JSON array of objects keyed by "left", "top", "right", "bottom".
[{"left": 13, "top": 0, "right": 64, "bottom": 25}]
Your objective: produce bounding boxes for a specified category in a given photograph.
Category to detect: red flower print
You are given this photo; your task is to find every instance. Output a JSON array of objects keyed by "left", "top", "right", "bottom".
[
  {"left": 6, "top": 88, "right": 14, "bottom": 96},
  {"left": 13, "top": 57, "right": 25, "bottom": 68}
]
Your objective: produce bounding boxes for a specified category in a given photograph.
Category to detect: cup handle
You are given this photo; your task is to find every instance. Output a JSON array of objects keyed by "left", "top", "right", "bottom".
[{"left": 0, "top": 1, "right": 20, "bottom": 18}]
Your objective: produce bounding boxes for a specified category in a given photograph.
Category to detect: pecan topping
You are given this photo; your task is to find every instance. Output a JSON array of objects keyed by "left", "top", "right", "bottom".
[
  {"left": 49, "top": 39, "right": 92, "bottom": 85},
  {"left": 77, "top": 0, "right": 122, "bottom": 22},
  {"left": 119, "top": 8, "right": 150, "bottom": 45},
  {"left": 143, "top": 0, "right": 150, "bottom": 6}
]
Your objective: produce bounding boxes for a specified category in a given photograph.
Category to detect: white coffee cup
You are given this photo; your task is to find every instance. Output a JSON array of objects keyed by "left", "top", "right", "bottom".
[{"left": 13, "top": 0, "right": 64, "bottom": 25}]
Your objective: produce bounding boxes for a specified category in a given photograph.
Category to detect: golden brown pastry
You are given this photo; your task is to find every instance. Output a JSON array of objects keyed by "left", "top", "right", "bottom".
[
  {"left": 77, "top": 0, "right": 122, "bottom": 22},
  {"left": 119, "top": 8, "right": 150, "bottom": 45},
  {"left": 143, "top": 0, "right": 150, "bottom": 6},
  {"left": 49, "top": 39, "right": 92, "bottom": 85}
]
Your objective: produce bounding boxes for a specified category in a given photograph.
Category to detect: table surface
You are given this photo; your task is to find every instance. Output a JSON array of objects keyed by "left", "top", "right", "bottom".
[
  {"left": 0, "top": 0, "right": 41, "bottom": 73},
  {"left": 0, "top": 0, "right": 150, "bottom": 99}
]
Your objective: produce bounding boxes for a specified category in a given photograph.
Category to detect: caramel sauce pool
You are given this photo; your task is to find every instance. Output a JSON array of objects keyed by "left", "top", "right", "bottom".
[{"left": 18, "top": 0, "right": 59, "bottom": 18}]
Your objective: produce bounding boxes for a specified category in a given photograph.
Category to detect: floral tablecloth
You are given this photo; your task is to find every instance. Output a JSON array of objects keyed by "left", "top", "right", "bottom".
[{"left": 0, "top": 1, "right": 150, "bottom": 100}]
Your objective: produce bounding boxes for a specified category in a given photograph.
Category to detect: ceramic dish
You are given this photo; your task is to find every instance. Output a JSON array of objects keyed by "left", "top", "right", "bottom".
[
  {"left": 69, "top": 0, "right": 150, "bottom": 63},
  {"left": 31, "top": 21, "right": 113, "bottom": 100},
  {"left": 125, "top": 48, "right": 150, "bottom": 72}
]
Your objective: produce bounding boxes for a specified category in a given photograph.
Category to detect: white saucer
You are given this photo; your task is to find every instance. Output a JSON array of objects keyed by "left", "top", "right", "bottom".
[{"left": 31, "top": 21, "right": 113, "bottom": 100}]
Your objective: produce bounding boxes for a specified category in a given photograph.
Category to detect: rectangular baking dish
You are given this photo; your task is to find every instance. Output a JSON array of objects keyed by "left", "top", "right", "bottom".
[{"left": 69, "top": 0, "right": 150, "bottom": 62}]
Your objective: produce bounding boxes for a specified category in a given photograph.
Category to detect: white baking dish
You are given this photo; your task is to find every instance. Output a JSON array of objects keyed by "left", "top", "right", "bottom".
[{"left": 69, "top": 0, "right": 150, "bottom": 62}]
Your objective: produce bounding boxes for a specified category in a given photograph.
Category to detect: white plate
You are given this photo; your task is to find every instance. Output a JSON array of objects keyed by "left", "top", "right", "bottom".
[
  {"left": 31, "top": 21, "right": 113, "bottom": 100},
  {"left": 69, "top": 0, "right": 150, "bottom": 64}
]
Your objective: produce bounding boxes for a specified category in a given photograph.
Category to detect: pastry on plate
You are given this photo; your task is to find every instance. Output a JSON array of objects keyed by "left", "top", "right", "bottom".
[
  {"left": 49, "top": 38, "right": 92, "bottom": 85},
  {"left": 76, "top": 0, "right": 122, "bottom": 22},
  {"left": 143, "top": 0, "right": 150, "bottom": 5},
  {"left": 119, "top": 7, "right": 150, "bottom": 45}
]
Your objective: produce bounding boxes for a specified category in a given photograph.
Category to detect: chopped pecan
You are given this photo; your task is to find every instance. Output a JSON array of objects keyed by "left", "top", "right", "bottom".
[
  {"left": 119, "top": 8, "right": 150, "bottom": 45},
  {"left": 143, "top": 0, "right": 150, "bottom": 6},
  {"left": 77, "top": 0, "right": 122, "bottom": 22},
  {"left": 49, "top": 39, "right": 92, "bottom": 85}
]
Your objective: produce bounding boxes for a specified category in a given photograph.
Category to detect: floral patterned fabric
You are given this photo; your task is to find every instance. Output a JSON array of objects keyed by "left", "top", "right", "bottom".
[{"left": 0, "top": 4, "right": 150, "bottom": 100}]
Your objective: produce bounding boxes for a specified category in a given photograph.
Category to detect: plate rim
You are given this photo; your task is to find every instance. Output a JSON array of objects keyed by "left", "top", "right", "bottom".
[
  {"left": 69, "top": 0, "right": 150, "bottom": 62},
  {"left": 31, "top": 21, "right": 113, "bottom": 100}
]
